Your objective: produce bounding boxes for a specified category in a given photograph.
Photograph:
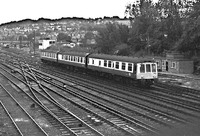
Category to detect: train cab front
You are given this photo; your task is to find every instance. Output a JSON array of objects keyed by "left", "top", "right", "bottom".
[{"left": 136, "top": 62, "right": 158, "bottom": 87}]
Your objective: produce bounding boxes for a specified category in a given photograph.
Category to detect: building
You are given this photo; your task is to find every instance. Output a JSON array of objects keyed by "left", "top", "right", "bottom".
[
  {"left": 154, "top": 52, "right": 194, "bottom": 74},
  {"left": 38, "top": 39, "right": 56, "bottom": 50}
]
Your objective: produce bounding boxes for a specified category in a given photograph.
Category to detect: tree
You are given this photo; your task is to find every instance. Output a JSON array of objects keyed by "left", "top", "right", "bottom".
[
  {"left": 175, "top": 0, "right": 200, "bottom": 56},
  {"left": 57, "top": 33, "right": 71, "bottom": 42},
  {"left": 81, "top": 31, "right": 95, "bottom": 45},
  {"left": 126, "top": 0, "right": 160, "bottom": 54},
  {"left": 125, "top": 0, "right": 192, "bottom": 55},
  {"left": 95, "top": 23, "right": 129, "bottom": 54}
]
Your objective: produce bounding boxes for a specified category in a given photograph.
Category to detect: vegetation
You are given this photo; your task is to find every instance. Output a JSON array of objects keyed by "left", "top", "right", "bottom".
[
  {"left": 57, "top": 33, "right": 71, "bottom": 42},
  {"left": 94, "top": 0, "right": 200, "bottom": 57}
]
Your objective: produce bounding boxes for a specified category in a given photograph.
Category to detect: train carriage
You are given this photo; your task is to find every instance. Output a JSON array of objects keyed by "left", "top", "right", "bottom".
[
  {"left": 57, "top": 51, "right": 88, "bottom": 68},
  {"left": 40, "top": 49, "right": 158, "bottom": 86},
  {"left": 87, "top": 54, "right": 158, "bottom": 85},
  {"left": 40, "top": 50, "right": 58, "bottom": 63}
]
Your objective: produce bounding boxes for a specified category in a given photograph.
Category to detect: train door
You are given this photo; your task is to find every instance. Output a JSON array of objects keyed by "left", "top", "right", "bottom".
[
  {"left": 85, "top": 53, "right": 91, "bottom": 68},
  {"left": 136, "top": 63, "right": 145, "bottom": 79},
  {"left": 56, "top": 52, "right": 59, "bottom": 62}
]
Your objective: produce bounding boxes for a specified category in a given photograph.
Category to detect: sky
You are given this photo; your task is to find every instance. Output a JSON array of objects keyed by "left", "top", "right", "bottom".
[{"left": 0, "top": 0, "right": 133, "bottom": 24}]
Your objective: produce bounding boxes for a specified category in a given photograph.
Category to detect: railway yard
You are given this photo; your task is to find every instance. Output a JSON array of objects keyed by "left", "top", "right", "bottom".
[{"left": 0, "top": 48, "right": 200, "bottom": 136}]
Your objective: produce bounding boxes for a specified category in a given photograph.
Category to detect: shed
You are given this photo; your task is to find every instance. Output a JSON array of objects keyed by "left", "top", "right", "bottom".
[
  {"left": 165, "top": 52, "right": 194, "bottom": 74},
  {"left": 152, "top": 52, "right": 194, "bottom": 74}
]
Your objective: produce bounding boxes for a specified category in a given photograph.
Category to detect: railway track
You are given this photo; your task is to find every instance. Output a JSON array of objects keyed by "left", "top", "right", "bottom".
[
  {"left": 34, "top": 65, "right": 200, "bottom": 119},
  {"left": 0, "top": 56, "right": 161, "bottom": 136},
  {"left": 0, "top": 84, "right": 48, "bottom": 136},
  {"left": 0, "top": 101, "right": 24, "bottom": 136},
  {"left": 23, "top": 61, "right": 161, "bottom": 135},
  {"left": 2, "top": 55, "right": 200, "bottom": 122},
  {"left": 0, "top": 62, "right": 146, "bottom": 135},
  {"left": 1, "top": 50, "right": 200, "bottom": 135},
  {"left": 0, "top": 66, "right": 91, "bottom": 136},
  {"left": 154, "top": 82, "right": 200, "bottom": 101},
  {"left": 0, "top": 63, "right": 190, "bottom": 135}
]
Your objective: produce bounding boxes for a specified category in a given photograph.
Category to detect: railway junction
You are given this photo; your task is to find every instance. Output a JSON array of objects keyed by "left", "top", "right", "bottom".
[{"left": 0, "top": 48, "right": 200, "bottom": 136}]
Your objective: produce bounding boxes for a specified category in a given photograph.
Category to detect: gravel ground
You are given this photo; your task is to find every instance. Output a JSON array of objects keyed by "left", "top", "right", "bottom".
[{"left": 159, "top": 74, "right": 200, "bottom": 90}]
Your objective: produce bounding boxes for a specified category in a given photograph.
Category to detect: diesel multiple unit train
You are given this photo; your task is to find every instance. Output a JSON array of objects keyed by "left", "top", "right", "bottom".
[{"left": 40, "top": 50, "right": 158, "bottom": 86}]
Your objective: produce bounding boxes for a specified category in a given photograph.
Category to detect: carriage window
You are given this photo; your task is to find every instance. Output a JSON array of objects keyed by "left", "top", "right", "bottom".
[
  {"left": 99, "top": 61, "right": 101, "bottom": 66},
  {"left": 104, "top": 60, "right": 107, "bottom": 67},
  {"left": 128, "top": 63, "right": 132, "bottom": 71},
  {"left": 140, "top": 64, "right": 145, "bottom": 73},
  {"left": 75, "top": 57, "right": 78, "bottom": 62},
  {"left": 152, "top": 64, "right": 156, "bottom": 72},
  {"left": 146, "top": 64, "right": 151, "bottom": 72},
  {"left": 122, "top": 63, "right": 126, "bottom": 70},
  {"left": 79, "top": 57, "right": 81, "bottom": 62},
  {"left": 108, "top": 61, "right": 112, "bottom": 67},
  {"left": 115, "top": 62, "right": 119, "bottom": 69},
  {"left": 77, "top": 57, "right": 79, "bottom": 62}
]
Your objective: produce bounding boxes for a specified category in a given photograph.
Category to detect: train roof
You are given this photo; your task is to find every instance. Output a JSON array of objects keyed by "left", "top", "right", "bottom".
[
  {"left": 60, "top": 51, "right": 88, "bottom": 57},
  {"left": 41, "top": 49, "right": 59, "bottom": 53},
  {"left": 88, "top": 53, "right": 154, "bottom": 63}
]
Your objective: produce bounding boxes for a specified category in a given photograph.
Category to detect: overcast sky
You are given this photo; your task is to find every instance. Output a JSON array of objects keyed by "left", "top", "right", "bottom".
[{"left": 0, "top": 0, "right": 133, "bottom": 24}]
